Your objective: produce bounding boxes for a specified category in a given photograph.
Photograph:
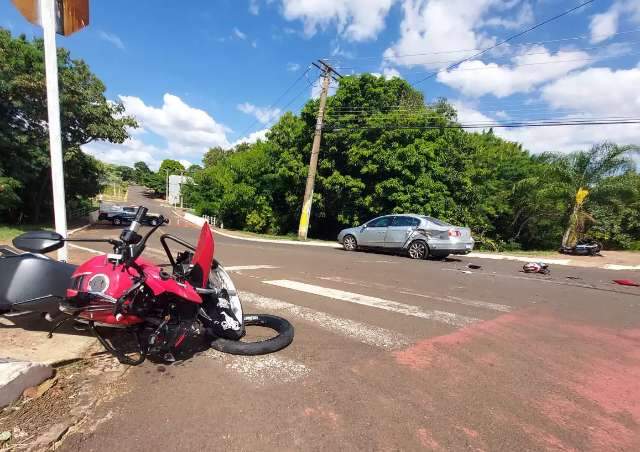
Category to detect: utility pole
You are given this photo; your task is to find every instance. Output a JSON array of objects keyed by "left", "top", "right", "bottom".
[
  {"left": 297, "top": 60, "right": 340, "bottom": 240},
  {"left": 12, "top": 0, "right": 89, "bottom": 261},
  {"left": 165, "top": 169, "right": 170, "bottom": 202}
]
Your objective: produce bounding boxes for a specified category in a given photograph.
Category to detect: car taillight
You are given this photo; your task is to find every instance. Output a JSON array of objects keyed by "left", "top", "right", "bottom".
[{"left": 448, "top": 229, "right": 461, "bottom": 237}]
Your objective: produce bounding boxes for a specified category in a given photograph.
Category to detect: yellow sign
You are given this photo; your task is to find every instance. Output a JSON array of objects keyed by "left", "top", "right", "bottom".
[
  {"left": 576, "top": 187, "right": 589, "bottom": 206},
  {"left": 12, "top": 0, "right": 89, "bottom": 36}
]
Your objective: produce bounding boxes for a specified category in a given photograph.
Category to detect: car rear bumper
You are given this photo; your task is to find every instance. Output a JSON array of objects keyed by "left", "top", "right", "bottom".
[{"left": 428, "top": 241, "right": 474, "bottom": 255}]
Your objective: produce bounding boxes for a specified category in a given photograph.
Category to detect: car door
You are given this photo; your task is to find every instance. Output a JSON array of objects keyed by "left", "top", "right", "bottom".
[
  {"left": 358, "top": 216, "right": 392, "bottom": 247},
  {"left": 385, "top": 216, "right": 420, "bottom": 248}
]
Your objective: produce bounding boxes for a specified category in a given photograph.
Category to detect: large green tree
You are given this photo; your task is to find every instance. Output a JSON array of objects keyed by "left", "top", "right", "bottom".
[
  {"left": 0, "top": 29, "right": 136, "bottom": 222},
  {"left": 185, "top": 74, "right": 639, "bottom": 250}
]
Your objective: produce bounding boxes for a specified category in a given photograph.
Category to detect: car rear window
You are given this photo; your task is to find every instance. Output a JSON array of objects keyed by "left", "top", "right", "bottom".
[{"left": 421, "top": 216, "right": 451, "bottom": 226}]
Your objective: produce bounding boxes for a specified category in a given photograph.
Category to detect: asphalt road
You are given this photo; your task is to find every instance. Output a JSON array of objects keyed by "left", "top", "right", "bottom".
[{"left": 61, "top": 186, "right": 640, "bottom": 451}]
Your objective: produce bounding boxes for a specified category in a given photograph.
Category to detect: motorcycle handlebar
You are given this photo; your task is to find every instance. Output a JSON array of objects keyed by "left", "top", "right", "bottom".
[{"left": 133, "top": 206, "right": 148, "bottom": 223}]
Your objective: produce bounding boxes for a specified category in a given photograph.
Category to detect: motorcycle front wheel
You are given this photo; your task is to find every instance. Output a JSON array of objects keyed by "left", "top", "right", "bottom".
[{"left": 209, "top": 314, "right": 294, "bottom": 356}]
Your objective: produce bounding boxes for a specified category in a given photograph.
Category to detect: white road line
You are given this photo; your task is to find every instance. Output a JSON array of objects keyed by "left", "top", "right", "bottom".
[
  {"left": 241, "top": 292, "right": 410, "bottom": 350},
  {"left": 67, "top": 243, "right": 103, "bottom": 255},
  {"left": 203, "top": 350, "right": 310, "bottom": 385},
  {"left": 320, "top": 276, "right": 512, "bottom": 313},
  {"left": 263, "top": 280, "right": 478, "bottom": 327},
  {"left": 225, "top": 265, "right": 279, "bottom": 272}
]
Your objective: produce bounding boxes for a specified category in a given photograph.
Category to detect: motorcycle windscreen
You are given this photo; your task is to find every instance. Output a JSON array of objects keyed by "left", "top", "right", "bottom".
[{"left": 191, "top": 223, "right": 215, "bottom": 288}]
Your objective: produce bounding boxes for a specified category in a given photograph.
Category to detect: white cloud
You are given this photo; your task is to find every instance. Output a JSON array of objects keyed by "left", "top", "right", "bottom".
[
  {"left": 249, "top": 0, "right": 260, "bottom": 15},
  {"left": 98, "top": 30, "right": 125, "bottom": 50},
  {"left": 372, "top": 68, "right": 402, "bottom": 80},
  {"left": 589, "top": 0, "right": 640, "bottom": 44},
  {"left": 382, "top": 67, "right": 402, "bottom": 79},
  {"left": 452, "top": 65, "right": 640, "bottom": 153},
  {"left": 233, "top": 27, "right": 247, "bottom": 40},
  {"left": 83, "top": 138, "right": 163, "bottom": 170},
  {"left": 541, "top": 66, "right": 640, "bottom": 117},
  {"left": 384, "top": 0, "right": 498, "bottom": 69},
  {"left": 237, "top": 102, "right": 282, "bottom": 124},
  {"left": 436, "top": 46, "right": 590, "bottom": 98},
  {"left": 287, "top": 62, "right": 301, "bottom": 72},
  {"left": 83, "top": 94, "right": 231, "bottom": 168},
  {"left": 483, "top": 2, "right": 533, "bottom": 30},
  {"left": 231, "top": 128, "right": 269, "bottom": 147},
  {"left": 280, "top": 0, "right": 396, "bottom": 41}
]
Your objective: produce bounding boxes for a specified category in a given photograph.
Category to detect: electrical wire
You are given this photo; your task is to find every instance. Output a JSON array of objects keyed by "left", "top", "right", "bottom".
[
  {"left": 236, "top": 65, "right": 314, "bottom": 139},
  {"left": 323, "top": 27, "right": 640, "bottom": 63},
  {"left": 413, "top": 0, "right": 596, "bottom": 85}
]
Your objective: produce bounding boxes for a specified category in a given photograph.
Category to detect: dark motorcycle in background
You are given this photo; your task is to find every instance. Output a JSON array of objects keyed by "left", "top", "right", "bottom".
[{"left": 0, "top": 207, "right": 293, "bottom": 365}]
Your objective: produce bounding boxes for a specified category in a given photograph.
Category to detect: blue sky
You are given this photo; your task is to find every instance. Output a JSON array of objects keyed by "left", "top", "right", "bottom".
[{"left": 2, "top": 0, "right": 639, "bottom": 168}]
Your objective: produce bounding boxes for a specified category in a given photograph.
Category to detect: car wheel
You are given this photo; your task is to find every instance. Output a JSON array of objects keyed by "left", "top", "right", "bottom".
[
  {"left": 343, "top": 235, "right": 358, "bottom": 251},
  {"left": 113, "top": 218, "right": 122, "bottom": 226},
  {"left": 408, "top": 240, "right": 428, "bottom": 259}
]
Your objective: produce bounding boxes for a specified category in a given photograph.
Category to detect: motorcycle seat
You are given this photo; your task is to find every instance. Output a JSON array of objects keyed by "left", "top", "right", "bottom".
[{"left": 0, "top": 253, "right": 76, "bottom": 313}]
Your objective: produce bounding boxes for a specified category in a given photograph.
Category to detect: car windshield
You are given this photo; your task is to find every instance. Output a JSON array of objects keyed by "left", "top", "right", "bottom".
[{"left": 421, "top": 216, "right": 451, "bottom": 227}]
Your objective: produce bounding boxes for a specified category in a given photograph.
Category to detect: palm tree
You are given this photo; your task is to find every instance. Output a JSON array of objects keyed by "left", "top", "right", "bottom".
[
  {"left": 511, "top": 142, "right": 638, "bottom": 249},
  {"left": 542, "top": 143, "right": 638, "bottom": 247}
]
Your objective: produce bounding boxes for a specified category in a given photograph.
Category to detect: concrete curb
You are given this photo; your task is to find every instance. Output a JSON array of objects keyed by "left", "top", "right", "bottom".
[
  {"left": 0, "top": 359, "right": 53, "bottom": 408},
  {"left": 182, "top": 212, "right": 341, "bottom": 248}
]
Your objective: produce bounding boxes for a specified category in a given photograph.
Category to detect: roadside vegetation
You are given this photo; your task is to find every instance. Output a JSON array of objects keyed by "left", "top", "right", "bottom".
[
  {"left": 0, "top": 30, "right": 135, "bottom": 225},
  {"left": 178, "top": 74, "right": 639, "bottom": 251},
  {"left": 1, "top": 30, "right": 638, "bottom": 252}
]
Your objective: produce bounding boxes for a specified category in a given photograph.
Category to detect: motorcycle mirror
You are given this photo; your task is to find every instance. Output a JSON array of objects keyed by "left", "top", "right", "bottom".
[{"left": 13, "top": 231, "right": 65, "bottom": 254}]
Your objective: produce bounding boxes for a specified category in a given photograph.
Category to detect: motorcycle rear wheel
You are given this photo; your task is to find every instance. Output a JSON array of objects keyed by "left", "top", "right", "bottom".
[{"left": 209, "top": 314, "right": 294, "bottom": 355}]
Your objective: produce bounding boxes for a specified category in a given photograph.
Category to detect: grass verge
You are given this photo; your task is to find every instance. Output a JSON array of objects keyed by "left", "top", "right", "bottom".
[{"left": 0, "top": 224, "right": 52, "bottom": 242}]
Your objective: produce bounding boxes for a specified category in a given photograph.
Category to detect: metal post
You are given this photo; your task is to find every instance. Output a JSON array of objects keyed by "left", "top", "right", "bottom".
[
  {"left": 297, "top": 68, "right": 331, "bottom": 240},
  {"left": 41, "top": 0, "right": 68, "bottom": 261}
]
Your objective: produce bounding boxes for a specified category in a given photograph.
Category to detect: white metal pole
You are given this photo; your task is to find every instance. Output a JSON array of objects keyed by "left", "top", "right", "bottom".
[{"left": 40, "top": 0, "right": 68, "bottom": 261}]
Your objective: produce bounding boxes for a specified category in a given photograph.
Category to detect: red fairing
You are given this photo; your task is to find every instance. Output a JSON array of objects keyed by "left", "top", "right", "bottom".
[
  {"left": 137, "top": 257, "right": 202, "bottom": 304},
  {"left": 191, "top": 223, "right": 215, "bottom": 288},
  {"left": 66, "top": 255, "right": 202, "bottom": 305}
]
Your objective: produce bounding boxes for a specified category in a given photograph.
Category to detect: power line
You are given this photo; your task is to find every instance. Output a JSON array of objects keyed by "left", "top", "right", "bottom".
[
  {"left": 323, "top": 26, "right": 640, "bottom": 63},
  {"left": 236, "top": 65, "right": 314, "bottom": 139},
  {"left": 332, "top": 38, "right": 639, "bottom": 72},
  {"left": 413, "top": 0, "right": 596, "bottom": 86},
  {"left": 324, "top": 118, "right": 640, "bottom": 131}
]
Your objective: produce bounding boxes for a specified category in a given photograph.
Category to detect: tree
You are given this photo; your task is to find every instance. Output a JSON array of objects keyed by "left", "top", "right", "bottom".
[
  {"left": 203, "top": 147, "right": 227, "bottom": 168},
  {"left": 0, "top": 29, "right": 137, "bottom": 222},
  {"left": 133, "top": 161, "right": 152, "bottom": 185},
  {"left": 513, "top": 143, "right": 639, "bottom": 248},
  {"left": 146, "top": 159, "right": 185, "bottom": 195},
  {"left": 115, "top": 165, "right": 135, "bottom": 182}
]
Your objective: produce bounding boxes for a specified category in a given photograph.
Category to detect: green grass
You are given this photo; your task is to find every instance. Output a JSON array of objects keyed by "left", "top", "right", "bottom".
[{"left": 0, "top": 224, "right": 52, "bottom": 242}]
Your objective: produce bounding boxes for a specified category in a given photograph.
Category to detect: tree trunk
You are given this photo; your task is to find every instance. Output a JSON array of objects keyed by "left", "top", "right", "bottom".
[{"left": 561, "top": 204, "right": 579, "bottom": 248}]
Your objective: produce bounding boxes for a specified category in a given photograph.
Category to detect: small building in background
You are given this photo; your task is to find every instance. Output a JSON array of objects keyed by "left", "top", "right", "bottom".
[{"left": 168, "top": 175, "right": 192, "bottom": 206}]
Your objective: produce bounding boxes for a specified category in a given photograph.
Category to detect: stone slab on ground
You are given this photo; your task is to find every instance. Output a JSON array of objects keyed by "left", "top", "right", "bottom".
[
  {"left": 0, "top": 313, "right": 96, "bottom": 365},
  {"left": 0, "top": 359, "right": 52, "bottom": 408}
]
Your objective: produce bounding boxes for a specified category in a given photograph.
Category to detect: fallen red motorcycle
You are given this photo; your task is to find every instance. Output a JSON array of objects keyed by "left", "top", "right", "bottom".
[{"left": 0, "top": 207, "right": 293, "bottom": 365}]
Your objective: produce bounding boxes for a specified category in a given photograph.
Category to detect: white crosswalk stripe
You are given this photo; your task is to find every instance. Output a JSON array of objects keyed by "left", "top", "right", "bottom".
[
  {"left": 224, "top": 265, "right": 280, "bottom": 272},
  {"left": 263, "top": 280, "right": 478, "bottom": 327},
  {"left": 241, "top": 292, "right": 410, "bottom": 350},
  {"left": 321, "top": 276, "right": 512, "bottom": 313}
]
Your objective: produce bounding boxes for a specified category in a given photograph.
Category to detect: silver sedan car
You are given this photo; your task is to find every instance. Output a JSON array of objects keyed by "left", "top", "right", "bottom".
[{"left": 337, "top": 214, "right": 474, "bottom": 259}]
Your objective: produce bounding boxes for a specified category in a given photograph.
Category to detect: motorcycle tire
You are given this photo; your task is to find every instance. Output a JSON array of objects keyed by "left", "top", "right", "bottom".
[{"left": 209, "top": 314, "right": 294, "bottom": 356}]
